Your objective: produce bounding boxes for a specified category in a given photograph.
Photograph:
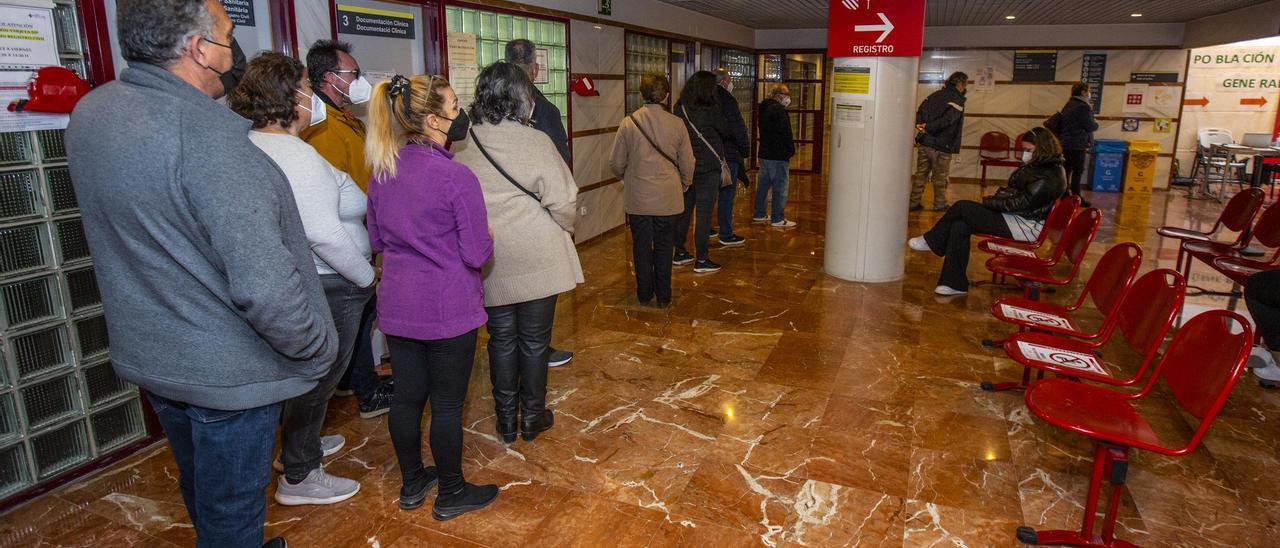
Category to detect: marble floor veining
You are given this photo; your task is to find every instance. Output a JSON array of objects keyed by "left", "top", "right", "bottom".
[{"left": 3, "top": 178, "right": 1279, "bottom": 547}]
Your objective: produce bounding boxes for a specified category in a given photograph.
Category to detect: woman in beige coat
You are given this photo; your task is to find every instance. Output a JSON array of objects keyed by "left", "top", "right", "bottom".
[
  {"left": 452, "top": 62, "right": 583, "bottom": 445},
  {"left": 609, "top": 74, "right": 695, "bottom": 308}
]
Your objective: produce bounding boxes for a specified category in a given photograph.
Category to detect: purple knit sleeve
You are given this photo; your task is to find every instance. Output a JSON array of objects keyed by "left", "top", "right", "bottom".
[{"left": 451, "top": 167, "right": 493, "bottom": 269}]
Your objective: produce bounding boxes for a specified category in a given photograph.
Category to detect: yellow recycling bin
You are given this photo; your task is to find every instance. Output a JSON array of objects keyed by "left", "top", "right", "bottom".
[{"left": 1123, "top": 140, "right": 1160, "bottom": 194}]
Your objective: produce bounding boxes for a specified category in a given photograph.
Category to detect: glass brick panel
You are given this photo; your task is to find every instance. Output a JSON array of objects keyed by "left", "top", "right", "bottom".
[
  {"left": 45, "top": 167, "right": 76, "bottom": 214},
  {"left": 83, "top": 361, "right": 132, "bottom": 407},
  {"left": 52, "top": 4, "right": 82, "bottom": 55},
  {"left": 0, "top": 169, "right": 41, "bottom": 222},
  {"left": 37, "top": 130, "right": 67, "bottom": 163},
  {"left": 0, "top": 443, "right": 30, "bottom": 499},
  {"left": 1, "top": 275, "right": 61, "bottom": 330},
  {"left": 0, "top": 223, "right": 50, "bottom": 276},
  {"left": 20, "top": 374, "right": 80, "bottom": 430},
  {"left": 54, "top": 218, "right": 89, "bottom": 264},
  {"left": 90, "top": 399, "right": 144, "bottom": 453},
  {"left": 0, "top": 133, "right": 33, "bottom": 166},
  {"left": 74, "top": 315, "right": 108, "bottom": 360},
  {"left": 64, "top": 267, "right": 99, "bottom": 313},
  {"left": 10, "top": 323, "right": 69, "bottom": 380},
  {"left": 0, "top": 392, "right": 18, "bottom": 444},
  {"left": 31, "top": 420, "right": 90, "bottom": 480},
  {"left": 60, "top": 59, "right": 86, "bottom": 80}
]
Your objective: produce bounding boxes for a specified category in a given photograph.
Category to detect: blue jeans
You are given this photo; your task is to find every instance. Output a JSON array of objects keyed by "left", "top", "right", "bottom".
[
  {"left": 147, "top": 393, "right": 281, "bottom": 548},
  {"left": 754, "top": 159, "right": 790, "bottom": 223},
  {"left": 715, "top": 163, "right": 739, "bottom": 238}
]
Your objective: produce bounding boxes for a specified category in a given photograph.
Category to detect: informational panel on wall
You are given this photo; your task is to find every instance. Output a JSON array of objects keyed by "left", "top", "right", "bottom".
[
  {"left": 1081, "top": 53, "right": 1107, "bottom": 114},
  {"left": 1123, "top": 83, "right": 1148, "bottom": 113},
  {"left": 535, "top": 48, "right": 549, "bottom": 84},
  {"left": 337, "top": 4, "right": 416, "bottom": 39},
  {"left": 447, "top": 32, "right": 478, "bottom": 108},
  {"left": 1130, "top": 71, "right": 1178, "bottom": 83},
  {"left": 974, "top": 66, "right": 994, "bottom": 92},
  {"left": 0, "top": 3, "right": 67, "bottom": 133},
  {"left": 336, "top": 1, "right": 425, "bottom": 118},
  {"left": 832, "top": 58, "right": 875, "bottom": 128},
  {"left": 221, "top": 0, "right": 255, "bottom": 26},
  {"left": 1013, "top": 50, "right": 1057, "bottom": 82}
]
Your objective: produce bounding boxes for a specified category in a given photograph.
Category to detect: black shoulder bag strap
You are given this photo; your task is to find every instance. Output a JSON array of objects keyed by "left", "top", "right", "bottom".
[
  {"left": 468, "top": 127, "right": 542, "bottom": 204},
  {"left": 627, "top": 114, "right": 680, "bottom": 171}
]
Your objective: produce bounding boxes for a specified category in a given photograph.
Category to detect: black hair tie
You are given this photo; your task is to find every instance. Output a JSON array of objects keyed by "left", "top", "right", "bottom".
[{"left": 388, "top": 75, "right": 411, "bottom": 97}]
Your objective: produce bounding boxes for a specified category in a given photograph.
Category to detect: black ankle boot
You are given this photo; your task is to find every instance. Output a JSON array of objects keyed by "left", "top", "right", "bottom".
[
  {"left": 520, "top": 409, "right": 554, "bottom": 442},
  {"left": 399, "top": 466, "right": 439, "bottom": 510},
  {"left": 496, "top": 414, "right": 517, "bottom": 444},
  {"left": 432, "top": 482, "right": 499, "bottom": 521}
]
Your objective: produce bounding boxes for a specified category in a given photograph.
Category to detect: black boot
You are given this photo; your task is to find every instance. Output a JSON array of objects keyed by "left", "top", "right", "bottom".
[
  {"left": 521, "top": 409, "right": 554, "bottom": 442},
  {"left": 487, "top": 317, "right": 520, "bottom": 444},
  {"left": 432, "top": 482, "right": 499, "bottom": 521},
  {"left": 495, "top": 414, "right": 517, "bottom": 444},
  {"left": 399, "top": 466, "right": 439, "bottom": 510}
]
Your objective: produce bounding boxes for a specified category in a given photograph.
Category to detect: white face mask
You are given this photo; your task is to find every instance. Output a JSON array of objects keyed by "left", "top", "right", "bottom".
[
  {"left": 779, "top": 95, "right": 792, "bottom": 107},
  {"left": 1021, "top": 150, "right": 1034, "bottom": 164},
  {"left": 724, "top": 81, "right": 734, "bottom": 94},
  {"left": 297, "top": 90, "right": 326, "bottom": 127},
  {"left": 336, "top": 74, "right": 372, "bottom": 105}
]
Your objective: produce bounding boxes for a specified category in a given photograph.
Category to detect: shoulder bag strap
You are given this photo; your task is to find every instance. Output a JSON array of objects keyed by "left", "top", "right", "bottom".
[
  {"left": 627, "top": 114, "right": 680, "bottom": 171},
  {"left": 468, "top": 127, "right": 541, "bottom": 203},
  {"left": 680, "top": 105, "right": 726, "bottom": 165}
]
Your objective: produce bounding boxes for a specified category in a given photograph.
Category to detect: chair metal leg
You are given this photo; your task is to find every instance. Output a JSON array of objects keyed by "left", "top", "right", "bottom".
[
  {"left": 982, "top": 365, "right": 1032, "bottom": 392},
  {"left": 1017, "top": 443, "right": 1137, "bottom": 547}
]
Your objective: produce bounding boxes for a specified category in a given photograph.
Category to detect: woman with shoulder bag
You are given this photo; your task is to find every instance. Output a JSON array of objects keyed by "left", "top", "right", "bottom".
[
  {"left": 673, "top": 70, "right": 733, "bottom": 273},
  {"left": 1057, "top": 82, "right": 1099, "bottom": 207},
  {"left": 908, "top": 127, "right": 1067, "bottom": 296},
  {"left": 452, "top": 62, "right": 584, "bottom": 445},
  {"left": 610, "top": 73, "right": 696, "bottom": 308}
]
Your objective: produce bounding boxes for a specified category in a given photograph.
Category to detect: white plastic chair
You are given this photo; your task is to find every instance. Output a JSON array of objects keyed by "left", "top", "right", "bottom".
[{"left": 1193, "top": 128, "right": 1247, "bottom": 199}]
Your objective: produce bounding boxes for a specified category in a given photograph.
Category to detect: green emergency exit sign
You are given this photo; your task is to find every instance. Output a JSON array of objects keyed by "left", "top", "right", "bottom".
[{"left": 599, "top": 0, "right": 611, "bottom": 15}]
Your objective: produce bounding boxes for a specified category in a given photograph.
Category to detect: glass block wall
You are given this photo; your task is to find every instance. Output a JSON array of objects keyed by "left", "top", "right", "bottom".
[
  {"left": 721, "top": 48, "right": 757, "bottom": 166},
  {"left": 1, "top": 1, "right": 146, "bottom": 504},
  {"left": 625, "top": 33, "right": 669, "bottom": 113},
  {"left": 445, "top": 6, "right": 569, "bottom": 132}
]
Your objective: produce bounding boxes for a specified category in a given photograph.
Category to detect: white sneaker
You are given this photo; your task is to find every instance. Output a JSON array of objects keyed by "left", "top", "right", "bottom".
[
  {"left": 1247, "top": 346, "right": 1277, "bottom": 369},
  {"left": 934, "top": 285, "right": 968, "bottom": 296},
  {"left": 908, "top": 236, "right": 932, "bottom": 252},
  {"left": 1254, "top": 361, "right": 1280, "bottom": 382},
  {"left": 771, "top": 219, "right": 797, "bottom": 228},
  {"left": 273, "top": 434, "right": 346, "bottom": 473},
  {"left": 274, "top": 467, "right": 360, "bottom": 506},
  {"left": 752, "top": 216, "right": 769, "bottom": 223}
]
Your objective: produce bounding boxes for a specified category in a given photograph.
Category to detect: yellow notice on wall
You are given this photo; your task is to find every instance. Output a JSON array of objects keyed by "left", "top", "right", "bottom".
[{"left": 834, "top": 65, "right": 872, "bottom": 96}]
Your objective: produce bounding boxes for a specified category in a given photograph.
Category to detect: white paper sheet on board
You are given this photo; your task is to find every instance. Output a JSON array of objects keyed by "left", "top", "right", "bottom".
[
  {"left": 1017, "top": 341, "right": 1108, "bottom": 376},
  {"left": 999, "top": 304, "right": 1072, "bottom": 329}
]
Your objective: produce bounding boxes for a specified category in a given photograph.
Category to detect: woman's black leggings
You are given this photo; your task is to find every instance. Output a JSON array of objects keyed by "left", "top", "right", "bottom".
[
  {"left": 922, "top": 200, "right": 1013, "bottom": 291},
  {"left": 386, "top": 330, "right": 477, "bottom": 494},
  {"left": 1246, "top": 269, "right": 1280, "bottom": 350}
]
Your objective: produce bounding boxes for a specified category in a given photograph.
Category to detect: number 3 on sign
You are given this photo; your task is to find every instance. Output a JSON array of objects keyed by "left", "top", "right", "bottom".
[{"left": 342, "top": 14, "right": 349, "bottom": 26}]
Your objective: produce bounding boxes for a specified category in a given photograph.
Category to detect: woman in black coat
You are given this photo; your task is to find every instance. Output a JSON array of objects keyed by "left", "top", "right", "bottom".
[
  {"left": 673, "top": 70, "right": 730, "bottom": 273},
  {"left": 1058, "top": 82, "right": 1099, "bottom": 207},
  {"left": 909, "top": 127, "right": 1067, "bottom": 295}
]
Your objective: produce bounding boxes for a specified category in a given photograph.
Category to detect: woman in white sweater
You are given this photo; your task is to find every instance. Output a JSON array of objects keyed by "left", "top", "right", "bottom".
[
  {"left": 452, "top": 62, "right": 583, "bottom": 444},
  {"left": 228, "top": 52, "right": 372, "bottom": 506}
]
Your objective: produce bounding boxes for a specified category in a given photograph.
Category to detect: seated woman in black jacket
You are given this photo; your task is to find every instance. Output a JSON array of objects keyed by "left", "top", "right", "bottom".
[{"left": 908, "top": 127, "right": 1067, "bottom": 296}]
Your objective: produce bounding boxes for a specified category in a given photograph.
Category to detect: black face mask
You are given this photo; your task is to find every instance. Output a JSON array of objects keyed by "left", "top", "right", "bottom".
[
  {"left": 440, "top": 110, "right": 471, "bottom": 143},
  {"left": 220, "top": 38, "right": 247, "bottom": 95}
]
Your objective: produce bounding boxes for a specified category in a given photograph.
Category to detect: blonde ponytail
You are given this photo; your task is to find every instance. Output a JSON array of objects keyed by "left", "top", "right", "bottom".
[{"left": 364, "top": 74, "right": 453, "bottom": 180}]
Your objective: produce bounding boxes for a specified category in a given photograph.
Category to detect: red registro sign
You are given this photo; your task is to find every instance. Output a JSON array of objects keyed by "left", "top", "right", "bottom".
[{"left": 827, "top": 0, "right": 925, "bottom": 58}]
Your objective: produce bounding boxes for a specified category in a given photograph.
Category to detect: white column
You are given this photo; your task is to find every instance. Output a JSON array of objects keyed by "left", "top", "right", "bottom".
[{"left": 823, "top": 56, "right": 920, "bottom": 282}]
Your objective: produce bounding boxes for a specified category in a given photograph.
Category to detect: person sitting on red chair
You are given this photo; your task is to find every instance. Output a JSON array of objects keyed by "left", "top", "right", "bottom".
[{"left": 1246, "top": 269, "right": 1280, "bottom": 384}]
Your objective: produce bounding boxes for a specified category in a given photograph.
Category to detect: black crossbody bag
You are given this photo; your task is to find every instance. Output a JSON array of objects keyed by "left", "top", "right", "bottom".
[
  {"left": 627, "top": 114, "right": 681, "bottom": 172},
  {"left": 468, "top": 128, "right": 545, "bottom": 207}
]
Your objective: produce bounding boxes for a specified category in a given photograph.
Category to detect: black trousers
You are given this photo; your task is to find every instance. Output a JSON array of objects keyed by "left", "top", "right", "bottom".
[
  {"left": 676, "top": 175, "right": 718, "bottom": 261},
  {"left": 629, "top": 214, "right": 677, "bottom": 303},
  {"left": 386, "top": 330, "right": 477, "bottom": 493},
  {"left": 1064, "top": 149, "right": 1088, "bottom": 197},
  {"left": 1246, "top": 269, "right": 1280, "bottom": 349},
  {"left": 485, "top": 295, "right": 557, "bottom": 421},
  {"left": 923, "top": 200, "right": 1013, "bottom": 291}
]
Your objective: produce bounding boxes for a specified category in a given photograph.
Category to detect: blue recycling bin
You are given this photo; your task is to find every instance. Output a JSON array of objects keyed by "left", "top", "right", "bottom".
[{"left": 1091, "top": 140, "right": 1128, "bottom": 192}]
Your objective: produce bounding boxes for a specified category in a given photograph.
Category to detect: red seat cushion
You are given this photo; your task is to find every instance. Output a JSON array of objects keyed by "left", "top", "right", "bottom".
[
  {"left": 1184, "top": 240, "right": 1242, "bottom": 257},
  {"left": 1025, "top": 379, "right": 1164, "bottom": 451},
  {"left": 986, "top": 255, "right": 1060, "bottom": 283},
  {"left": 1211, "top": 256, "right": 1274, "bottom": 285}
]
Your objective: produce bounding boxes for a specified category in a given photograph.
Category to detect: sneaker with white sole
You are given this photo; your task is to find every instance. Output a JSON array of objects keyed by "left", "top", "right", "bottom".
[
  {"left": 693, "top": 259, "right": 722, "bottom": 273},
  {"left": 673, "top": 251, "right": 695, "bottom": 266},
  {"left": 719, "top": 235, "right": 747, "bottom": 247},
  {"left": 752, "top": 216, "right": 769, "bottom": 223},
  {"left": 547, "top": 348, "right": 574, "bottom": 368},
  {"left": 908, "top": 236, "right": 932, "bottom": 252},
  {"left": 274, "top": 434, "right": 346, "bottom": 473},
  {"left": 934, "top": 285, "right": 968, "bottom": 296},
  {"left": 1247, "top": 346, "right": 1277, "bottom": 369},
  {"left": 274, "top": 467, "right": 360, "bottom": 506},
  {"left": 1254, "top": 360, "right": 1280, "bottom": 382},
  {"left": 771, "top": 219, "right": 797, "bottom": 228}
]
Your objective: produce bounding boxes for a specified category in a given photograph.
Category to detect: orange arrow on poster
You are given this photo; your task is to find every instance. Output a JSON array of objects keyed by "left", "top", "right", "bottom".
[
  {"left": 1183, "top": 97, "right": 1209, "bottom": 107},
  {"left": 1241, "top": 97, "right": 1269, "bottom": 106}
]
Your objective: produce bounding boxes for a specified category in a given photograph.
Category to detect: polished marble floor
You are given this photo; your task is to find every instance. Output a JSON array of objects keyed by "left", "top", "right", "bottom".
[{"left": 3, "top": 178, "right": 1278, "bottom": 547}]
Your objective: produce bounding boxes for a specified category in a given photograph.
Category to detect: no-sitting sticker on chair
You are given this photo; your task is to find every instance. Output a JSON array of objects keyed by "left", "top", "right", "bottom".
[
  {"left": 1017, "top": 341, "right": 1108, "bottom": 376},
  {"left": 1000, "top": 305, "right": 1071, "bottom": 329},
  {"left": 987, "top": 243, "right": 1036, "bottom": 258}
]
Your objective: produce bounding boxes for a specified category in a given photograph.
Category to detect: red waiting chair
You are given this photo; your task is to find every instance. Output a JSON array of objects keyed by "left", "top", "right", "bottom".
[
  {"left": 992, "top": 269, "right": 1185, "bottom": 392},
  {"left": 1182, "top": 199, "right": 1280, "bottom": 287},
  {"left": 985, "top": 208, "right": 1103, "bottom": 300},
  {"left": 984, "top": 243, "right": 1142, "bottom": 350},
  {"left": 1157, "top": 188, "right": 1263, "bottom": 272},
  {"left": 978, "top": 196, "right": 1081, "bottom": 259},
  {"left": 1016, "top": 310, "right": 1253, "bottom": 548},
  {"left": 979, "top": 131, "right": 1023, "bottom": 190}
]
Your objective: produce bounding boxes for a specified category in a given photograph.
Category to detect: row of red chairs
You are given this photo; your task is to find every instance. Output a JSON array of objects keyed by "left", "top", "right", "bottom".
[
  {"left": 1160, "top": 187, "right": 1280, "bottom": 300},
  {"left": 967, "top": 197, "right": 1254, "bottom": 547}
]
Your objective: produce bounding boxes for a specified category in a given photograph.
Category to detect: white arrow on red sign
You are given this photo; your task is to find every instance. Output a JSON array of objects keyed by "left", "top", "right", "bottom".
[{"left": 854, "top": 12, "right": 894, "bottom": 43}]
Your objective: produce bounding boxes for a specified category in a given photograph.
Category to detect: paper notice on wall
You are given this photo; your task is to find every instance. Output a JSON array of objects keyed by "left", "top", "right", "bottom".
[
  {"left": 833, "top": 58, "right": 876, "bottom": 102},
  {"left": 0, "top": 69, "right": 67, "bottom": 133},
  {"left": 1123, "top": 83, "right": 1149, "bottom": 113},
  {"left": 1016, "top": 341, "right": 1109, "bottom": 376},
  {"left": 1149, "top": 86, "right": 1178, "bottom": 109},
  {"left": 0, "top": 4, "right": 58, "bottom": 69},
  {"left": 535, "top": 48, "right": 549, "bottom": 84},
  {"left": 999, "top": 304, "right": 1072, "bottom": 330},
  {"left": 447, "top": 32, "right": 477, "bottom": 67},
  {"left": 974, "top": 66, "right": 994, "bottom": 92},
  {"left": 450, "top": 65, "right": 479, "bottom": 109},
  {"left": 833, "top": 101, "right": 868, "bottom": 128}
]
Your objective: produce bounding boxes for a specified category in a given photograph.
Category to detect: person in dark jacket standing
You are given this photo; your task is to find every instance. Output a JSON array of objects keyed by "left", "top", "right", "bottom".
[
  {"left": 711, "top": 68, "right": 750, "bottom": 245},
  {"left": 755, "top": 84, "right": 797, "bottom": 228},
  {"left": 675, "top": 71, "right": 731, "bottom": 273},
  {"left": 911, "top": 71, "right": 968, "bottom": 212},
  {"left": 1058, "top": 82, "right": 1099, "bottom": 207},
  {"left": 66, "top": 1, "right": 337, "bottom": 546},
  {"left": 908, "top": 128, "right": 1067, "bottom": 296},
  {"left": 505, "top": 38, "right": 575, "bottom": 368}
]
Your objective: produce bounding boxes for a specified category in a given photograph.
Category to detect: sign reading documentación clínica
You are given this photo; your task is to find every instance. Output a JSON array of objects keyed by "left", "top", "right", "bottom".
[
  {"left": 336, "top": 4, "right": 416, "bottom": 39},
  {"left": 827, "top": 0, "right": 925, "bottom": 57}
]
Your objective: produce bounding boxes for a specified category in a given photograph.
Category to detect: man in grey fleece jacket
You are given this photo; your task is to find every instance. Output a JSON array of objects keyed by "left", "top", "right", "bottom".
[{"left": 65, "top": 2, "right": 335, "bottom": 547}]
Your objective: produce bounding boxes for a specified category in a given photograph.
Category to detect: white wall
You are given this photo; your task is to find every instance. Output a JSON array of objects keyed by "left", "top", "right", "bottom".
[{"left": 755, "top": 24, "right": 1186, "bottom": 51}]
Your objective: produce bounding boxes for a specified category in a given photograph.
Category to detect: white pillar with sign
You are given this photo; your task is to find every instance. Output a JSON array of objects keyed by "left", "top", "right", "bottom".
[{"left": 823, "top": 0, "right": 925, "bottom": 282}]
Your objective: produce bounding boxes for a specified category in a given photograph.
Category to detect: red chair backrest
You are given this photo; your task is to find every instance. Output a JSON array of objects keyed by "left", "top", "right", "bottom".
[
  {"left": 1158, "top": 311, "right": 1252, "bottom": 425},
  {"left": 1081, "top": 243, "right": 1143, "bottom": 315},
  {"left": 1041, "top": 196, "right": 1081, "bottom": 248},
  {"left": 979, "top": 132, "right": 1012, "bottom": 159},
  {"left": 1061, "top": 208, "right": 1102, "bottom": 266},
  {"left": 1114, "top": 269, "right": 1185, "bottom": 358},
  {"left": 1249, "top": 201, "right": 1280, "bottom": 249},
  {"left": 1221, "top": 188, "right": 1265, "bottom": 234}
]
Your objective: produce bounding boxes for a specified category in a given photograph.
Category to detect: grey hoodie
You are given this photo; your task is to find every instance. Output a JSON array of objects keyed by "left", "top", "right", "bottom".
[{"left": 66, "top": 63, "right": 337, "bottom": 410}]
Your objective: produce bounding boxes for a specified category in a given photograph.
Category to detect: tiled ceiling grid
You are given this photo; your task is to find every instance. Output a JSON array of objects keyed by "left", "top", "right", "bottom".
[{"left": 656, "top": 0, "right": 1274, "bottom": 29}]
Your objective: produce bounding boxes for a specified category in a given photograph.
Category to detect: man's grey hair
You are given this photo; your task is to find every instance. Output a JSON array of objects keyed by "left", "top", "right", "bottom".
[
  {"left": 504, "top": 39, "right": 537, "bottom": 68},
  {"left": 713, "top": 68, "right": 732, "bottom": 85},
  {"left": 117, "top": 0, "right": 214, "bottom": 67}
]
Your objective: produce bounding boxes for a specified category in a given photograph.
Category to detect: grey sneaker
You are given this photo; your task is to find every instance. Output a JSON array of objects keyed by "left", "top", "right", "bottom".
[
  {"left": 547, "top": 348, "right": 574, "bottom": 368},
  {"left": 273, "top": 434, "right": 346, "bottom": 473},
  {"left": 274, "top": 467, "right": 360, "bottom": 506}
]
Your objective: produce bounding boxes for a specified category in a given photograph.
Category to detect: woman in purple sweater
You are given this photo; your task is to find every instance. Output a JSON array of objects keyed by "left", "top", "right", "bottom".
[{"left": 365, "top": 74, "right": 498, "bottom": 520}]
